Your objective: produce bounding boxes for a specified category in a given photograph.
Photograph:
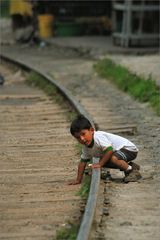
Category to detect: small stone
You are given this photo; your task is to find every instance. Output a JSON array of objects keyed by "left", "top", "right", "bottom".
[
  {"left": 0, "top": 74, "right": 5, "bottom": 85},
  {"left": 104, "top": 197, "right": 110, "bottom": 205},
  {"left": 120, "top": 221, "right": 132, "bottom": 226},
  {"left": 103, "top": 208, "right": 109, "bottom": 216},
  {"left": 80, "top": 205, "right": 85, "bottom": 213}
]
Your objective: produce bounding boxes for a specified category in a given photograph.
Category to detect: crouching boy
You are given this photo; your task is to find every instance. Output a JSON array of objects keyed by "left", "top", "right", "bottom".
[{"left": 69, "top": 114, "right": 141, "bottom": 184}]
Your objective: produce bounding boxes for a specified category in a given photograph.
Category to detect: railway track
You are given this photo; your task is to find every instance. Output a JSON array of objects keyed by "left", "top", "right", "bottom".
[
  {"left": 0, "top": 62, "right": 84, "bottom": 240},
  {"left": 0, "top": 51, "right": 137, "bottom": 240}
]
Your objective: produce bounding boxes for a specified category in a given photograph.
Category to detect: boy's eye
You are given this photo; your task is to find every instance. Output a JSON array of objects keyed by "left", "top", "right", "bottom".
[{"left": 80, "top": 133, "right": 86, "bottom": 138}]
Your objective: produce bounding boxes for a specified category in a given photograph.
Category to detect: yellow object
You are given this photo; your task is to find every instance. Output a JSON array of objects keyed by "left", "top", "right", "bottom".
[
  {"left": 38, "top": 15, "right": 54, "bottom": 38},
  {"left": 10, "top": 0, "right": 33, "bottom": 16}
]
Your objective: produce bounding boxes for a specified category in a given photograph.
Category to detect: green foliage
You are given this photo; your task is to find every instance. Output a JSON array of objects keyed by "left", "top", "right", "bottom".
[
  {"left": 150, "top": 93, "right": 160, "bottom": 115},
  {"left": 27, "top": 71, "right": 57, "bottom": 96},
  {"left": 56, "top": 222, "right": 79, "bottom": 240},
  {"left": 77, "top": 175, "right": 91, "bottom": 199},
  {"left": 94, "top": 59, "right": 160, "bottom": 116}
]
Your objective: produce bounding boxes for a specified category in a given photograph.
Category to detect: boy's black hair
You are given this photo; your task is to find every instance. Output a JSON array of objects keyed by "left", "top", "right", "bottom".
[{"left": 70, "top": 114, "right": 92, "bottom": 135}]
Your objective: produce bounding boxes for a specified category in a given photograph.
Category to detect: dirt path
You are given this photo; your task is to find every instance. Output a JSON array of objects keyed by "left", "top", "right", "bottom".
[{"left": 1, "top": 44, "right": 160, "bottom": 240}]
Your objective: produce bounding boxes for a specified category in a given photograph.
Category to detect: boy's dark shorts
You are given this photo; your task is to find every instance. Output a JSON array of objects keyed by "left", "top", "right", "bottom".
[
  {"left": 104, "top": 148, "right": 138, "bottom": 168},
  {"left": 113, "top": 148, "right": 138, "bottom": 162}
]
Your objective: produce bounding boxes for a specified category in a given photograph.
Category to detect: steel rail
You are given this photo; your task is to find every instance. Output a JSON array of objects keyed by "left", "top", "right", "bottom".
[
  {"left": 0, "top": 54, "right": 101, "bottom": 240},
  {"left": 77, "top": 157, "right": 100, "bottom": 240}
]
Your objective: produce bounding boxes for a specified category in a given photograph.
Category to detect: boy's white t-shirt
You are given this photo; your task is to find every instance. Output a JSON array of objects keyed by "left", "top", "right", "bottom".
[{"left": 81, "top": 130, "right": 138, "bottom": 160}]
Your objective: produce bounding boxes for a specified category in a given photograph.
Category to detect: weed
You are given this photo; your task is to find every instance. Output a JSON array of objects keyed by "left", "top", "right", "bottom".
[
  {"left": 77, "top": 175, "right": 91, "bottom": 199},
  {"left": 56, "top": 221, "right": 79, "bottom": 240},
  {"left": 94, "top": 59, "right": 160, "bottom": 116}
]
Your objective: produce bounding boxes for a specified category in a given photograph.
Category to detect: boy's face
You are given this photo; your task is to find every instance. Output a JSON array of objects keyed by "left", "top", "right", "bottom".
[{"left": 73, "top": 128, "right": 94, "bottom": 146}]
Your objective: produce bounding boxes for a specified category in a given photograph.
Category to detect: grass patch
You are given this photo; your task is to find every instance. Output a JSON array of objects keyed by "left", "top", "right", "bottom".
[
  {"left": 56, "top": 221, "right": 79, "bottom": 240},
  {"left": 94, "top": 58, "right": 160, "bottom": 116},
  {"left": 77, "top": 175, "right": 91, "bottom": 199}
]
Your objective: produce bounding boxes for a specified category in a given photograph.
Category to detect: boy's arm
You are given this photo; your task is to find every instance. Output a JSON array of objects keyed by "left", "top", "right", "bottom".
[
  {"left": 69, "top": 162, "right": 87, "bottom": 185},
  {"left": 91, "top": 147, "right": 113, "bottom": 168},
  {"left": 99, "top": 149, "right": 113, "bottom": 167}
]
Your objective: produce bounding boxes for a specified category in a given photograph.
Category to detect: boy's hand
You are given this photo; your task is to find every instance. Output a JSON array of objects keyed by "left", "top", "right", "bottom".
[
  {"left": 68, "top": 180, "right": 81, "bottom": 185},
  {"left": 90, "top": 163, "right": 101, "bottom": 169}
]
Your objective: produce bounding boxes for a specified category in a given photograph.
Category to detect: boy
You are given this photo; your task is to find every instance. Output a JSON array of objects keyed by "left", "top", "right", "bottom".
[{"left": 69, "top": 114, "right": 141, "bottom": 184}]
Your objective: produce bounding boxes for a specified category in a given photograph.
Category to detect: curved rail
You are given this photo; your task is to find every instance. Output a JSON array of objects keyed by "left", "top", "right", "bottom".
[
  {"left": 77, "top": 157, "right": 100, "bottom": 240},
  {"left": 0, "top": 54, "right": 101, "bottom": 240}
]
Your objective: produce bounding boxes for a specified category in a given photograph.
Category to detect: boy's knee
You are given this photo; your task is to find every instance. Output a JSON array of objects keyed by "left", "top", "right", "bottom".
[
  {"left": 104, "top": 155, "right": 123, "bottom": 169},
  {"left": 111, "top": 155, "right": 119, "bottom": 163}
]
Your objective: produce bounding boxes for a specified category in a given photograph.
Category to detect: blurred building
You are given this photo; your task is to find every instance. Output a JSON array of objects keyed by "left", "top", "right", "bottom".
[
  {"left": 2, "top": 0, "right": 159, "bottom": 47},
  {"left": 33, "top": 0, "right": 160, "bottom": 47},
  {"left": 112, "top": 0, "right": 160, "bottom": 47}
]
